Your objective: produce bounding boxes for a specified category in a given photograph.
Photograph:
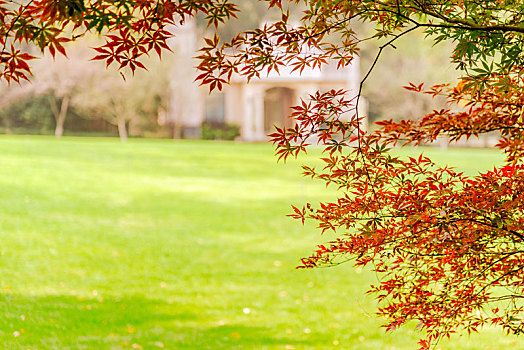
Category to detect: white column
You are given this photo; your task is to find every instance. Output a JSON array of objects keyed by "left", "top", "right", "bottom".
[
  {"left": 243, "top": 86, "right": 255, "bottom": 141},
  {"left": 348, "top": 55, "right": 367, "bottom": 132},
  {"left": 253, "top": 87, "right": 265, "bottom": 141},
  {"left": 168, "top": 18, "right": 204, "bottom": 138}
]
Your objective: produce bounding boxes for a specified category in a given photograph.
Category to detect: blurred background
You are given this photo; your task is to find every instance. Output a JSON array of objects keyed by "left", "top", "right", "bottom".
[{"left": 0, "top": 0, "right": 458, "bottom": 142}]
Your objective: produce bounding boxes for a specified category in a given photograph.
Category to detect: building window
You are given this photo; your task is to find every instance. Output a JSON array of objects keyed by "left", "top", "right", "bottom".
[{"left": 205, "top": 93, "right": 225, "bottom": 123}]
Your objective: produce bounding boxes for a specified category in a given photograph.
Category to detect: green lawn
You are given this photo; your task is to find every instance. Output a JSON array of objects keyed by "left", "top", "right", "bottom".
[{"left": 0, "top": 135, "right": 518, "bottom": 349}]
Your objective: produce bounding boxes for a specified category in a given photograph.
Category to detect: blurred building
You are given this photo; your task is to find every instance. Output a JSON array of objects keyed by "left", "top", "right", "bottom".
[{"left": 169, "top": 19, "right": 363, "bottom": 141}]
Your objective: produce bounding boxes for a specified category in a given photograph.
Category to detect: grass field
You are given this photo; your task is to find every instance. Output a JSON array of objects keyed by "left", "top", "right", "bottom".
[{"left": 0, "top": 135, "right": 518, "bottom": 349}]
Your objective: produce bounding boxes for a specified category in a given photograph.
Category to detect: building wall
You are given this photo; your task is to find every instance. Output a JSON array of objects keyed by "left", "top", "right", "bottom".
[
  {"left": 168, "top": 21, "right": 363, "bottom": 141},
  {"left": 224, "top": 77, "right": 362, "bottom": 142}
]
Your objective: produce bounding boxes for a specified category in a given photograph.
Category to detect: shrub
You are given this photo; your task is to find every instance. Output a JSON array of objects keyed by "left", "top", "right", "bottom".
[{"left": 201, "top": 121, "right": 240, "bottom": 141}]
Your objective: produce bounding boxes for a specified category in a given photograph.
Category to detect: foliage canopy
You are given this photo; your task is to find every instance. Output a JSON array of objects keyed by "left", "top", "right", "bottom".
[{"left": 4, "top": 0, "right": 524, "bottom": 348}]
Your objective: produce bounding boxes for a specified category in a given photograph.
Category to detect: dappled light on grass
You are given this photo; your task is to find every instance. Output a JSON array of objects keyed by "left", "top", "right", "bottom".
[{"left": 0, "top": 136, "right": 515, "bottom": 349}]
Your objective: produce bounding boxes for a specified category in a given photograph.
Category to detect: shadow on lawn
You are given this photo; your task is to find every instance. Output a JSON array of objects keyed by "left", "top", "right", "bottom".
[
  {"left": 0, "top": 292, "right": 187, "bottom": 349},
  {"left": 0, "top": 292, "right": 319, "bottom": 349}
]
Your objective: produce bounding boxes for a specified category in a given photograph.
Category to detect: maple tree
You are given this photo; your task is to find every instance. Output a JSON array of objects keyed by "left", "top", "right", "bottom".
[
  {"left": 0, "top": 0, "right": 239, "bottom": 83},
  {"left": 195, "top": 1, "right": 524, "bottom": 349},
  {"left": 3, "top": 0, "right": 524, "bottom": 349}
]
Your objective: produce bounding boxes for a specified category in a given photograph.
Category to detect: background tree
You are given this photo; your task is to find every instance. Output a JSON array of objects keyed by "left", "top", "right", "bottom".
[
  {"left": 31, "top": 46, "right": 100, "bottom": 138},
  {"left": 0, "top": 82, "right": 55, "bottom": 133},
  {"left": 74, "top": 55, "right": 171, "bottom": 141},
  {"left": 360, "top": 30, "right": 457, "bottom": 124},
  {"left": 0, "top": 33, "right": 171, "bottom": 138}
]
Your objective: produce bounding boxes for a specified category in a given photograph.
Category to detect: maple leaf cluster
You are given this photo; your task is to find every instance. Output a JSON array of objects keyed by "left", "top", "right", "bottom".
[
  {"left": 0, "top": 0, "right": 238, "bottom": 82},
  {"left": 270, "top": 83, "right": 524, "bottom": 348},
  {"left": 193, "top": 1, "right": 524, "bottom": 349}
]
